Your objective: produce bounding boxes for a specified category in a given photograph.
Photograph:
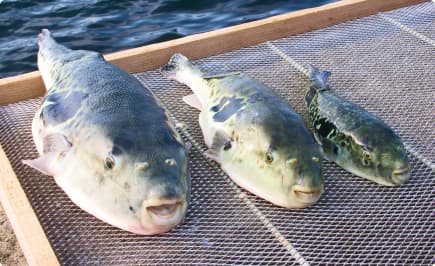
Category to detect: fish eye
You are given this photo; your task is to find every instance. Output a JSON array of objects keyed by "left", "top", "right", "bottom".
[
  {"left": 105, "top": 155, "right": 115, "bottom": 169},
  {"left": 165, "top": 158, "right": 177, "bottom": 166},
  {"left": 265, "top": 152, "right": 273, "bottom": 163},
  {"left": 363, "top": 150, "right": 371, "bottom": 161}
]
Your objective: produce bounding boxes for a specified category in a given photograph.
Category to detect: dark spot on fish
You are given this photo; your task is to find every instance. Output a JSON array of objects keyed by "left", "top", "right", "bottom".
[
  {"left": 213, "top": 96, "right": 244, "bottom": 122},
  {"left": 317, "top": 118, "right": 337, "bottom": 139},
  {"left": 42, "top": 91, "right": 88, "bottom": 126},
  {"left": 333, "top": 146, "right": 339, "bottom": 155},
  {"left": 223, "top": 141, "right": 232, "bottom": 151},
  {"left": 210, "top": 96, "right": 228, "bottom": 112},
  {"left": 123, "top": 182, "right": 131, "bottom": 191},
  {"left": 129, "top": 206, "right": 134, "bottom": 212}
]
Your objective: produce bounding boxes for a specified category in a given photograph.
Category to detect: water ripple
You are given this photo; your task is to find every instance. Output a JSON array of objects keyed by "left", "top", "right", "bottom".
[{"left": 0, "top": 0, "right": 335, "bottom": 78}]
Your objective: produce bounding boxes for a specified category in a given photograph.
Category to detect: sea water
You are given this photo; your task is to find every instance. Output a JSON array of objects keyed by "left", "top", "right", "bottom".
[{"left": 0, "top": 0, "right": 335, "bottom": 78}]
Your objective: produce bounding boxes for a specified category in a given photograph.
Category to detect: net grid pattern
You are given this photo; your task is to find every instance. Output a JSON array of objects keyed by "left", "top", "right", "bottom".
[{"left": 0, "top": 2, "right": 433, "bottom": 265}]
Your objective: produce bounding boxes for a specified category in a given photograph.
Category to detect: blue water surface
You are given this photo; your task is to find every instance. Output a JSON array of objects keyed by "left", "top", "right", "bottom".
[{"left": 0, "top": 0, "right": 335, "bottom": 78}]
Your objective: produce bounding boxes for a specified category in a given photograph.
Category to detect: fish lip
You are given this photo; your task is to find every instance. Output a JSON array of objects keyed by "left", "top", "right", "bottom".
[
  {"left": 390, "top": 167, "right": 411, "bottom": 185},
  {"left": 291, "top": 185, "right": 323, "bottom": 205},
  {"left": 143, "top": 198, "right": 181, "bottom": 207},
  {"left": 147, "top": 202, "right": 182, "bottom": 219},
  {"left": 141, "top": 197, "right": 187, "bottom": 228},
  {"left": 392, "top": 167, "right": 410, "bottom": 175}
]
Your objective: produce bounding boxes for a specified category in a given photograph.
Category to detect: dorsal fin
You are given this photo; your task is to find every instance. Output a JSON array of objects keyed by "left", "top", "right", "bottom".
[{"left": 307, "top": 64, "right": 332, "bottom": 91}]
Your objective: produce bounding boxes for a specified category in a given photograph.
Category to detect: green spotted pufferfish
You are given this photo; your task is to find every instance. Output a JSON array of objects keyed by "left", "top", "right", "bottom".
[{"left": 305, "top": 65, "right": 411, "bottom": 186}]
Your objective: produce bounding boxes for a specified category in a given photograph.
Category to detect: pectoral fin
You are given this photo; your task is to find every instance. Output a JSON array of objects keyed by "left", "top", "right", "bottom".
[
  {"left": 23, "top": 152, "right": 61, "bottom": 176},
  {"left": 182, "top": 94, "right": 202, "bottom": 110},
  {"left": 24, "top": 133, "right": 72, "bottom": 176}
]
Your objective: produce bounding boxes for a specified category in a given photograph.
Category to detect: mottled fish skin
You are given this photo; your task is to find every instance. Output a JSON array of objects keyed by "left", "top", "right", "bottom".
[
  {"left": 305, "top": 65, "right": 411, "bottom": 186},
  {"left": 23, "top": 29, "right": 190, "bottom": 235},
  {"left": 161, "top": 54, "right": 324, "bottom": 209}
]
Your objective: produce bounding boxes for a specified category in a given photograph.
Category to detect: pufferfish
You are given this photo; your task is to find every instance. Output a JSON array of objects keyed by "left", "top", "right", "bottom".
[
  {"left": 305, "top": 65, "right": 411, "bottom": 186},
  {"left": 161, "top": 54, "right": 324, "bottom": 208},
  {"left": 23, "top": 29, "right": 191, "bottom": 235}
]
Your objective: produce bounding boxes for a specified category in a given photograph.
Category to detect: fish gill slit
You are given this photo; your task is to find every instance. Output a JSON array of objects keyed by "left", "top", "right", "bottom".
[{"left": 152, "top": 95, "right": 310, "bottom": 265}]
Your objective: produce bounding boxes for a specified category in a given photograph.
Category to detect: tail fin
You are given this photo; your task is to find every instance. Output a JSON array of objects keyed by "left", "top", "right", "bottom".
[
  {"left": 160, "top": 53, "right": 201, "bottom": 82},
  {"left": 38, "top": 29, "right": 71, "bottom": 53},
  {"left": 160, "top": 54, "right": 210, "bottom": 105},
  {"left": 307, "top": 64, "right": 331, "bottom": 91},
  {"left": 38, "top": 29, "right": 52, "bottom": 46}
]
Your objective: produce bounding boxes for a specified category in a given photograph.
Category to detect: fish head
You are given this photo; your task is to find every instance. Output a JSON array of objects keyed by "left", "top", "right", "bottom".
[
  {"left": 278, "top": 142, "right": 324, "bottom": 208},
  {"left": 57, "top": 130, "right": 190, "bottom": 235},
  {"left": 346, "top": 129, "right": 411, "bottom": 186},
  {"left": 108, "top": 139, "right": 190, "bottom": 235},
  {"left": 226, "top": 126, "right": 324, "bottom": 209},
  {"left": 134, "top": 147, "right": 190, "bottom": 235},
  {"left": 37, "top": 29, "right": 102, "bottom": 89}
]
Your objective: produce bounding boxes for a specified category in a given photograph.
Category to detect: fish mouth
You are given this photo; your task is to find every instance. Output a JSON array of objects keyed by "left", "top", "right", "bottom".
[
  {"left": 292, "top": 185, "right": 323, "bottom": 206},
  {"left": 390, "top": 167, "right": 411, "bottom": 185},
  {"left": 141, "top": 197, "right": 187, "bottom": 231},
  {"left": 147, "top": 202, "right": 181, "bottom": 218}
]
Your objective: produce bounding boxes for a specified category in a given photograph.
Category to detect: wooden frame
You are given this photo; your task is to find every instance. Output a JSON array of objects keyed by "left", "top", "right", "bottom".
[{"left": 0, "top": 0, "right": 425, "bottom": 265}]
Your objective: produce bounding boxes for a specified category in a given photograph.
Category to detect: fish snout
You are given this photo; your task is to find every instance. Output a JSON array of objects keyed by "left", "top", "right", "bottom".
[
  {"left": 291, "top": 184, "right": 324, "bottom": 207},
  {"left": 390, "top": 167, "right": 411, "bottom": 186},
  {"left": 140, "top": 196, "right": 187, "bottom": 232},
  {"left": 139, "top": 183, "right": 188, "bottom": 233}
]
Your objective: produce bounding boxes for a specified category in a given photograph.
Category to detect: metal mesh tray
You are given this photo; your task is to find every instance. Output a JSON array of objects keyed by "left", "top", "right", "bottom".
[{"left": 0, "top": 2, "right": 433, "bottom": 265}]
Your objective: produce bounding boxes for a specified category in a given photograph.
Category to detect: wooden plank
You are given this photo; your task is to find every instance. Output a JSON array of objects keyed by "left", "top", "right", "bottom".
[
  {"left": 0, "top": 0, "right": 425, "bottom": 106},
  {"left": 0, "top": 71, "right": 44, "bottom": 106},
  {"left": 0, "top": 145, "right": 60, "bottom": 266},
  {"left": 0, "top": 0, "right": 426, "bottom": 264}
]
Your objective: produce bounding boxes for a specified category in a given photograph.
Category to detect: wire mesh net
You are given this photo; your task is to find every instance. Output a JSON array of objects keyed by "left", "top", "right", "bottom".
[{"left": 0, "top": 2, "right": 433, "bottom": 265}]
